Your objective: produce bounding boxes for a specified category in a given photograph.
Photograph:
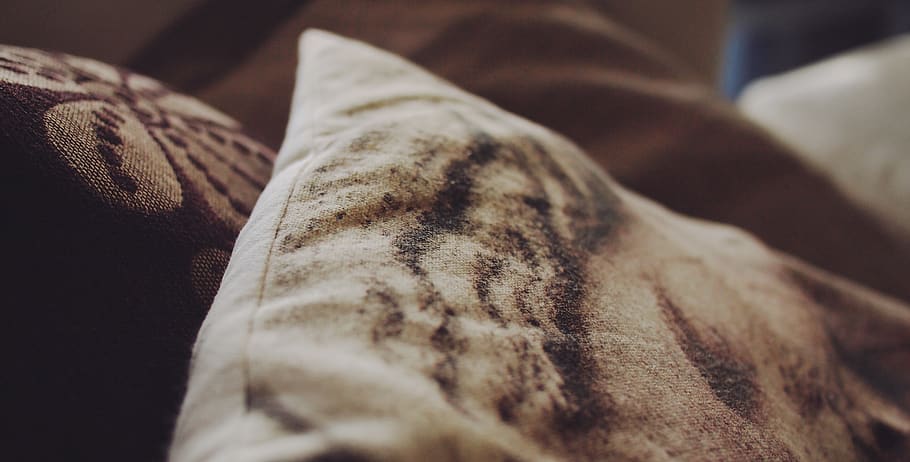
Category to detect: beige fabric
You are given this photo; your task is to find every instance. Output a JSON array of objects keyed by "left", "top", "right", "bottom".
[
  {"left": 171, "top": 31, "right": 910, "bottom": 461},
  {"left": 740, "top": 34, "right": 910, "bottom": 241}
]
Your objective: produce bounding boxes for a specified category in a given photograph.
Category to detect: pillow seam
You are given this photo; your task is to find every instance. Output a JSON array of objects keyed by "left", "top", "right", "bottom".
[{"left": 240, "top": 161, "right": 306, "bottom": 414}]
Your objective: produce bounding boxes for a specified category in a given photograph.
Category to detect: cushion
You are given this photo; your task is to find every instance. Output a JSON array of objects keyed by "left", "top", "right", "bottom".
[
  {"left": 170, "top": 31, "right": 910, "bottom": 461},
  {"left": 0, "top": 46, "right": 274, "bottom": 460},
  {"left": 740, "top": 34, "right": 910, "bottom": 244},
  {"left": 144, "top": 0, "right": 910, "bottom": 302}
]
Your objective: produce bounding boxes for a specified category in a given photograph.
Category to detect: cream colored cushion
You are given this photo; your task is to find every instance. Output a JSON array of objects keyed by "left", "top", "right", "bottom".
[
  {"left": 170, "top": 30, "right": 910, "bottom": 461},
  {"left": 740, "top": 34, "right": 910, "bottom": 240}
]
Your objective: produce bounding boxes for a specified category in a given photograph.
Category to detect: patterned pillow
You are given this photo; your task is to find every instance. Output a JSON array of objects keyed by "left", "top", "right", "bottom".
[
  {"left": 0, "top": 46, "right": 274, "bottom": 460},
  {"left": 169, "top": 31, "right": 910, "bottom": 461}
]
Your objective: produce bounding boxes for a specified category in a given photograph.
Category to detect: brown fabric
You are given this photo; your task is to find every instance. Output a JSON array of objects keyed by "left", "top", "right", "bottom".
[
  {"left": 190, "top": 0, "right": 694, "bottom": 149},
  {"left": 128, "top": 0, "right": 303, "bottom": 92},
  {"left": 594, "top": 0, "right": 729, "bottom": 83},
  {"left": 170, "top": 31, "right": 910, "bottom": 461},
  {"left": 158, "top": 0, "right": 910, "bottom": 302},
  {"left": 0, "top": 46, "right": 274, "bottom": 460},
  {"left": 0, "top": 0, "right": 208, "bottom": 64}
]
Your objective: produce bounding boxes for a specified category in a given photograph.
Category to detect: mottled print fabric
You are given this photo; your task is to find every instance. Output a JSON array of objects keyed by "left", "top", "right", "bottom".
[
  {"left": 0, "top": 46, "right": 274, "bottom": 461},
  {"left": 169, "top": 31, "right": 910, "bottom": 461}
]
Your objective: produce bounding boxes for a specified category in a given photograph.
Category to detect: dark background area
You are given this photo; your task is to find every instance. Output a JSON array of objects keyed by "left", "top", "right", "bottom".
[
  {"left": 3, "top": 0, "right": 910, "bottom": 100},
  {"left": 723, "top": 0, "right": 910, "bottom": 97}
]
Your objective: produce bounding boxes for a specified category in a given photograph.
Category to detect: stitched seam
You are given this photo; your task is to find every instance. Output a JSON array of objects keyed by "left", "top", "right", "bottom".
[
  {"left": 237, "top": 34, "right": 310, "bottom": 435},
  {"left": 241, "top": 161, "right": 305, "bottom": 412}
]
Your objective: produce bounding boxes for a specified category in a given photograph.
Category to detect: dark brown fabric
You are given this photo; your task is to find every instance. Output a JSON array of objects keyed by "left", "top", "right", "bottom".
[
  {"left": 140, "top": 0, "right": 910, "bottom": 301},
  {"left": 128, "top": 0, "right": 303, "bottom": 92},
  {"left": 0, "top": 46, "right": 274, "bottom": 461}
]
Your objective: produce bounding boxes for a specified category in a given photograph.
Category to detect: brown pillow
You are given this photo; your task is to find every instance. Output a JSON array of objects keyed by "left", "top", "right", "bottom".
[
  {"left": 145, "top": 0, "right": 910, "bottom": 302},
  {"left": 0, "top": 46, "right": 274, "bottom": 461}
]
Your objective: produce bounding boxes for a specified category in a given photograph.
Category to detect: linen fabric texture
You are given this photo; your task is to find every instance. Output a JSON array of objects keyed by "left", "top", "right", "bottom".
[{"left": 170, "top": 31, "right": 910, "bottom": 462}]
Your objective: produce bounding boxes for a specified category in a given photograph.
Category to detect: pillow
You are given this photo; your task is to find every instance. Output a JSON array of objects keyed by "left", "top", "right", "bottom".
[
  {"left": 147, "top": 0, "right": 910, "bottom": 302},
  {"left": 0, "top": 46, "right": 274, "bottom": 460},
  {"left": 170, "top": 31, "right": 910, "bottom": 461},
  {"left": 739, "top": 34, "right": 910, "bottom": 244}
]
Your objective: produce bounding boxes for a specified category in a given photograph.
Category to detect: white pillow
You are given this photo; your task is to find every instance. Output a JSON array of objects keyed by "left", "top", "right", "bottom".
[
  {"left": 170, "top": 30, "right": 910, "bottom": 462},
  {"left": 740, "top": 35, "right": 910, "bottom": 240}
]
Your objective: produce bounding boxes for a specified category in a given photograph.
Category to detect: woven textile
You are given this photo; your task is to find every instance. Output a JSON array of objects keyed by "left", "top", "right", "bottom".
[
  {"left": 0, "top": 45, "right": 275, "bottom": 461},
  {"left": 170, "top": 31, "right": 910, "bottom": 462}
]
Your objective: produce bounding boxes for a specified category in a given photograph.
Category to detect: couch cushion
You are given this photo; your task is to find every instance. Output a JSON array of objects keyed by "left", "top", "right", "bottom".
[
  {"left": 0, "top": 45, "right": 274, "bottom": 461},
  {"left": 170, "top": 30, "right": 910, "bottom": 462}
]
